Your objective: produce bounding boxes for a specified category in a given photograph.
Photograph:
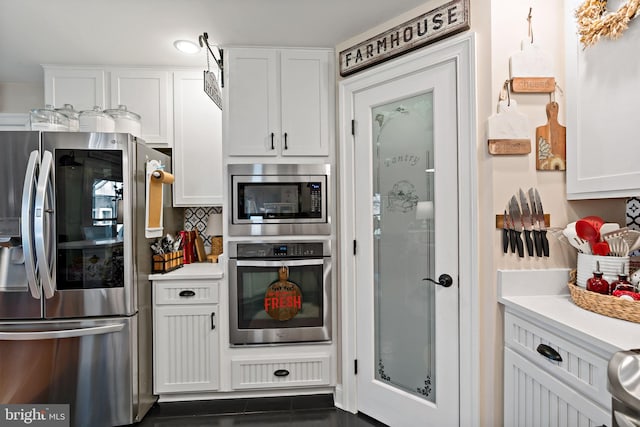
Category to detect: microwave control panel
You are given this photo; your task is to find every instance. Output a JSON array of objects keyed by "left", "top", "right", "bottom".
[{"left": 309, "top": 182, "right": 322, "bottom": 213}]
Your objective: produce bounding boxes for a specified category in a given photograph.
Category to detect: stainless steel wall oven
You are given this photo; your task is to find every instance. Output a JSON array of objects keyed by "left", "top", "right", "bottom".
[
  {"left": 228, "top": 164, "right": 331, "bottom": 236},
  {"left": 228, "top": 240, "right": 331, "bottom": 345}
]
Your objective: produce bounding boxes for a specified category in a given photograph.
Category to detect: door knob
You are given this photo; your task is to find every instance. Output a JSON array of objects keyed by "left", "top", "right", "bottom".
[{"left": 422, "top": 274, "right": 453, "bottom": 287}]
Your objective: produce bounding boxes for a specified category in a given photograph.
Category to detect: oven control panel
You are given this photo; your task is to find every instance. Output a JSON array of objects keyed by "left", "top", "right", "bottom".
[{"left": 235, "top": 242, "right": 327, "bottom": 258}]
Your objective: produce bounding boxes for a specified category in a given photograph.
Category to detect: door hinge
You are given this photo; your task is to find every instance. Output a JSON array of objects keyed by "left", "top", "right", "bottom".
[
  {"left": 354, "top": 359, "right": 358, "bottom": 375},
  {"left": 353, "top": 240, "right": 357, "bottom": 255},
  {"left": 351, "top": 119, "right": 356, "bottom": 136}
]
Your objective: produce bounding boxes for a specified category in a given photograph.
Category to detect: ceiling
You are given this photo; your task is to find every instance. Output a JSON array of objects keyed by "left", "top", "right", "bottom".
[{"left": 0, "top": 0, "right": 429, "bottom": 85}]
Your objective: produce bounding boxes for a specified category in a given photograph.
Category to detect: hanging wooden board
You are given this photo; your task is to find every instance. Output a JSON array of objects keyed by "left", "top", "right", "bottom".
[
  {"left": 535, "top": 101, "right": 566, "bottom": 170},
  {"left": 487, "top": 99, "right": 531, "bottom": 155},
  {"left": 510, "top": 41, "right": 555, "bottom": 93}
]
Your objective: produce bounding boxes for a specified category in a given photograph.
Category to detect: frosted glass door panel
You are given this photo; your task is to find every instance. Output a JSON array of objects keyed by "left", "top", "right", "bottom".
[{"left": 372, "top": 93, "right": 436, "bottom": 402}]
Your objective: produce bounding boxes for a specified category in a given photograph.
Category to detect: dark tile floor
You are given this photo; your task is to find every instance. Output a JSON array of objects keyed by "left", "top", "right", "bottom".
[{"left": 134, "top": 394, "right": 387, "bottom": 427}]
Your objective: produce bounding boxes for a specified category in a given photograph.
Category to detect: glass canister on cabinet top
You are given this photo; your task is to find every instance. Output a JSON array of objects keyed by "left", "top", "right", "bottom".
[{"left": 30, "top": 105, "right": 70, "bottom": 131}]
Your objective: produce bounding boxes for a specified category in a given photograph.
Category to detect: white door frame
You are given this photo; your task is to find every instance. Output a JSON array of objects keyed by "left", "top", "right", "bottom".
[{"left": 336, "top": 33, "right": 479, "bottom": 426}]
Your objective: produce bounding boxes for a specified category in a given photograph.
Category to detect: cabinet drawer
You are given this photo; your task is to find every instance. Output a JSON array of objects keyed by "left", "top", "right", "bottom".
[
  {"left": 154, "top": 280, "right": 219, "bottom": 305},
  {"left": 504, "top": 348, "right": 609, "bottom": 426},
  {"left": 231, "top": 355, "right": 331, "bottom": 390},
  {"left": 504, "top": 311, "right": 610, "bottom": 409}
]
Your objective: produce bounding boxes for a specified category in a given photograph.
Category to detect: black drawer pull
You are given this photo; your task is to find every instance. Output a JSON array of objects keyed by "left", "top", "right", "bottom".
[
  {"left": 179, "top": 290, "right": 196, "bottom": 297},
  {"left": 273, "top": 369, "right": 290, "bottom": 377},
  {"left": 536, "top": 344, "right": 563, "bottom": 362}
]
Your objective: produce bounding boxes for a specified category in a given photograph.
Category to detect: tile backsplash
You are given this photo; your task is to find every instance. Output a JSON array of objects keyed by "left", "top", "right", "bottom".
[{"left": 184, "top": 206, "right": 222, "bottom": 247}]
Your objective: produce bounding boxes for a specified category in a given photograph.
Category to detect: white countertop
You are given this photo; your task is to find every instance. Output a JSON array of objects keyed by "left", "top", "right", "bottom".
[
  {"left": 149, "top": 261, "right": 224, "bottom": 281},
  {"left": 498, "top": 268, "right": 640, "bottom": 355}
]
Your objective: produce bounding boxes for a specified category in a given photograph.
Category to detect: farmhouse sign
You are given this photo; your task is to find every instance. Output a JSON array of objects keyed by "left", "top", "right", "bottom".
[{"left": 339, "top": 0, "right": 469, "bottom": 76}]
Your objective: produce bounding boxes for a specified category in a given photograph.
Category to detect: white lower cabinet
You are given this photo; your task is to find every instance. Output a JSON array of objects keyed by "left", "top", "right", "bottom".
[
  {"left": 153, "top": 280, "right": 219, "bottom": 395},
  {"left": 230, "top": 354, "right": 331, "bottom": 390},
  {"left": 503, "top": 311, "right": 610, "bottom": 427}
]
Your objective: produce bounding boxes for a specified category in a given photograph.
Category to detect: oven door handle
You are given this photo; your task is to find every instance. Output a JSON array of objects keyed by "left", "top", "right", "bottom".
[{"left": 235, "top": 259, "right": 325, "bottom": 268}]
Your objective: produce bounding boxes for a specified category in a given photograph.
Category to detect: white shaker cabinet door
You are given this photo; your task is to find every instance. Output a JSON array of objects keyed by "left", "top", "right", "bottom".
[
  {"left": 504, "top": 348, "right": 609, "bottom": 427},
  {"left": 110, "top": 69, "right": 172, "bottom": 147},
  {"left": 224, "top": 48, "right": 279, "bottom": 156},
  {"left": 173, "top": 71, "right": 223, "bottom": 206},
  {"left": 154, "top": 305, "right": 219, "bottom": 393},
  {"left": 280, "top": 50, "right": 332, "bottom": 157},
  {"left": 44, "top": 67, "right": 106, "bottom": 111}
]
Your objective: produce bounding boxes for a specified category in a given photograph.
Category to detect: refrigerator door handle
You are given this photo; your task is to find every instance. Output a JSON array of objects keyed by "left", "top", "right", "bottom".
[
  {"left": 34, "top": 150, "right": 56, "bottom": 299},
  {"left": 21, "top": 150, "right": 41, "bottom": 299},
  {"left": 0, "top": 323, "right": 125, "bottom": 340}
]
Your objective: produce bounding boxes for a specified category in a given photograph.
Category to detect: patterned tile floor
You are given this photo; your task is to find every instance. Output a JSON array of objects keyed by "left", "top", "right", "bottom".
[{"left": 134, "top": 395, "right": 386, "bottom": 427}]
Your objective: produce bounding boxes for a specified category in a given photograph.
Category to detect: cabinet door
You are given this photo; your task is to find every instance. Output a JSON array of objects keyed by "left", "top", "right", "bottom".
[
  {"left": 173, "top": 71, "right": 223, "bottom": 206},
  {"left": 224, "top": 48, "right": 279, "bottom": 156},
  {"left": 154, "top": 305, "right": 219, "bottom": 393},
  {"left": 504, "top": 348, "right": 609, "bottom": 427},
  {"left": 44, "top": 67, "right": 106, "bottom": 111},
  {"left": 110, "top": 69, "right": 172, "bottom": 147},
  {"left": 280, "top": 50, "right": 332, "bottom": 157}
]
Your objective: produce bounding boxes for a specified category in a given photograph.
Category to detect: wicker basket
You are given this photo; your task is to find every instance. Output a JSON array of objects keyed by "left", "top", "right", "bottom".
[{"left": 567, "top": 270, "right": 640, "bottom": 323}]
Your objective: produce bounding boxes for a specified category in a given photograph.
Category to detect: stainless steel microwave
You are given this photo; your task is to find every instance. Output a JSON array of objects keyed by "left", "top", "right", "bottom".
[{"left": 229, "top": 164, "right": 331, "bottom": 236}]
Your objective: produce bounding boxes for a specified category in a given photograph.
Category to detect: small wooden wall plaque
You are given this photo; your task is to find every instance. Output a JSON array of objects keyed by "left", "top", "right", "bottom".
[
  {"left": 511, "top": 77, "right": 555, "bottom": 93},
  {"left": 488, "top": 139, "right": 531, "bottom": 155}
]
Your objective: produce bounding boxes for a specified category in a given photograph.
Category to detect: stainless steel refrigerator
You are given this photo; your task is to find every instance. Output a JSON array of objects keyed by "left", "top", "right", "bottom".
[{"left": 0, "top": 132, "right": 181, "bottom": 427}]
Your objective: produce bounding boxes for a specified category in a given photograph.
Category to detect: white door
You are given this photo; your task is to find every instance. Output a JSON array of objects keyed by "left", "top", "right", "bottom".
[{"left": 352, "top": 58, "right": 460, "bottom": 425}]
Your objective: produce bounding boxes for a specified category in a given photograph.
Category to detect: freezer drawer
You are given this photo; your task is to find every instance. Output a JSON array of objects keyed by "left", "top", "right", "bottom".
[{"left": 0, "top": 316, "right": 137, "bottom": 427}]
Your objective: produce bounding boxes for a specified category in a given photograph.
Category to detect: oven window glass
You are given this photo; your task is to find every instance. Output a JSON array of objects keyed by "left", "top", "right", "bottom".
[
  {"left": 237, "top": 182, "right": 323, "bottom": 220},
  {"left": 236, "top": 264, "right": 324, "bottom": 329}
]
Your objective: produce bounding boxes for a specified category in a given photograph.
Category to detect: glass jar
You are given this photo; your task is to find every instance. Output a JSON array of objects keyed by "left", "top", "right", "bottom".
[
  {"left": 610, "top": 274, "right": 635, "bottom": 293},
  {"left": 104, "top": 105, "right": 141, "bottom": 137},
  {"left": 54, "top": 104, "right": 80, "bottom": 131},
  {"left": 586, "top": 270, "right": 610, "bottom": 295},
  {"left": 79, "top": 106, "right": 115, "bottom": 133},
  {"left": 30, "top": 105, "right": 70, "bottom": 131}
]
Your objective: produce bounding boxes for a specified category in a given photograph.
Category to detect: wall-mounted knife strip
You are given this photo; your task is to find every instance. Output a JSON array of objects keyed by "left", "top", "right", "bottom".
[{"left": 495, "top": 214, "right": 549, "bottom": 229}]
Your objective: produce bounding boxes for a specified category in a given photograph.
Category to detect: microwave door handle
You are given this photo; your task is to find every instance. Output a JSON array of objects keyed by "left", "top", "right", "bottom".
[
  {"left": 235, "top": 259, "right": 324, "bottom": 268},
  {"left": 21, "top": 150, "right": 41, "bottom": 299},
  {"left": 34, "top": 150, "right": 56, "bottom": 299}
]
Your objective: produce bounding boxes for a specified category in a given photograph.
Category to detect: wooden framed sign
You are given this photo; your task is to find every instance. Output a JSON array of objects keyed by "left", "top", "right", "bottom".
[
  {"left": 339, "top": 0, "right": 470, "bottom": 77},
  {"left": 203, "top": 70, "right": 222, "bottom": 110}
]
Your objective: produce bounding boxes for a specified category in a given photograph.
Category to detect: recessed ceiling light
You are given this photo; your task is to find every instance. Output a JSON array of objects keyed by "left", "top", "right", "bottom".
[{"left": 173, "top": 40, "right": 200, "bottom": 55}]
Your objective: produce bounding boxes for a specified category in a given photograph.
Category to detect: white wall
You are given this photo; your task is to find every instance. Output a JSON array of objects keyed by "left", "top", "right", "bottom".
[
  {"left": 0, "top": 81, "right": 44, "bottom": 113},
  {"left": 337, "top": 1, "right": 625, "bottom": 426}
]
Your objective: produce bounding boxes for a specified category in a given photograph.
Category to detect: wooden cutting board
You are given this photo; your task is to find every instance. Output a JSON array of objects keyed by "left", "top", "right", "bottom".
[
  {"left": 535, "top": 102, "right": 566, "bottom": 170},
  {"left": 194, "top": 230, "right": 207, "bottom": 262}
]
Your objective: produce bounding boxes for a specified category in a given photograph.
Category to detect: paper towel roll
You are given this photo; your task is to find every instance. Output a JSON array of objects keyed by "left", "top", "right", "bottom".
[
  {"left": 147, "top": 170, "right": 174, "bottom": 233},
  {"left": 416, "top": 201, "right": 434, "bottom": 220}
]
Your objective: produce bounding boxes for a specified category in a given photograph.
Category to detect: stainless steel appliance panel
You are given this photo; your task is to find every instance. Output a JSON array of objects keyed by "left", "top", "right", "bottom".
[
  {"left": 608, "top": 349, "right": 640, "bottom": 427},
  {"left": 229, "top": 163, "right": 331, "bottom": 236},
  {"left": 41, "top": 133, "right": 145, "bottom": 319},
  {"left": 0, "top": 316, "right": 136, "bottom": 427},
  {"left": 0, "top": 131, "right": 41, "bottom": 319},
  {"left": 228, "top": 240, "right": 332, "bottom": 345}
]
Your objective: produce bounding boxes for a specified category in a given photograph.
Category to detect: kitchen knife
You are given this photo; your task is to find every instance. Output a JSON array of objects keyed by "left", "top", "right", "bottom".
[
  {"left": 533, "top": 188, "right": 550, "bottom": 257},
  {"left": 518, "top": 188, "right": 535, "bottom": 257},
  {"left": 503, "top": 209, "right": 510, "bottom": 253},
  {"left": 528, "top": 188, "right": 543, "bottom": 257},
  {"left": 505, "top": 207, "right": 516, "bottom": 254},
  {"left": 509, "top": 196, "right": 525, "bottom": 257}
]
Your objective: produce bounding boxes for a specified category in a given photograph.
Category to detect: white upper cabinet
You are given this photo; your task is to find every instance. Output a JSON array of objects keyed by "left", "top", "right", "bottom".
[
  {"left": 43, "top": 66, "right": 106, "bottom": 112},
  {"left": 224, "top": 47, "right": 334, "bottom": 158},
  {"left": 110, "top": 69, "right": 172, "bottom": 147},
  {"left": 172, "top": 71, "right": 223, "bottom": 206},
  {"left": 565, "top": 0, "right": 640, "bottom": 199}
]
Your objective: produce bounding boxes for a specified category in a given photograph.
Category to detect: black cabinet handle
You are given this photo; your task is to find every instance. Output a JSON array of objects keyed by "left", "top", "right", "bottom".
[
  {"left": 273, "top": 369, "right": 289, "bottom": 377},
  {"left": 211, "top": 312, "right": 216, "bottom": 330},
  {"left": 270, "top": 132, "right": 275, "bottom": 150},
  {"left": 179, "top": 290, "right": 195, "bottom": 297},
  {"left": 422, "top": 274, "right": 453, "bottom": 288},
  {"left": 536, "top": 344, "right": 562, "bottom": 362},
  {"left": 284, "top": 132, "right": 288, "bottom": 150}
]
